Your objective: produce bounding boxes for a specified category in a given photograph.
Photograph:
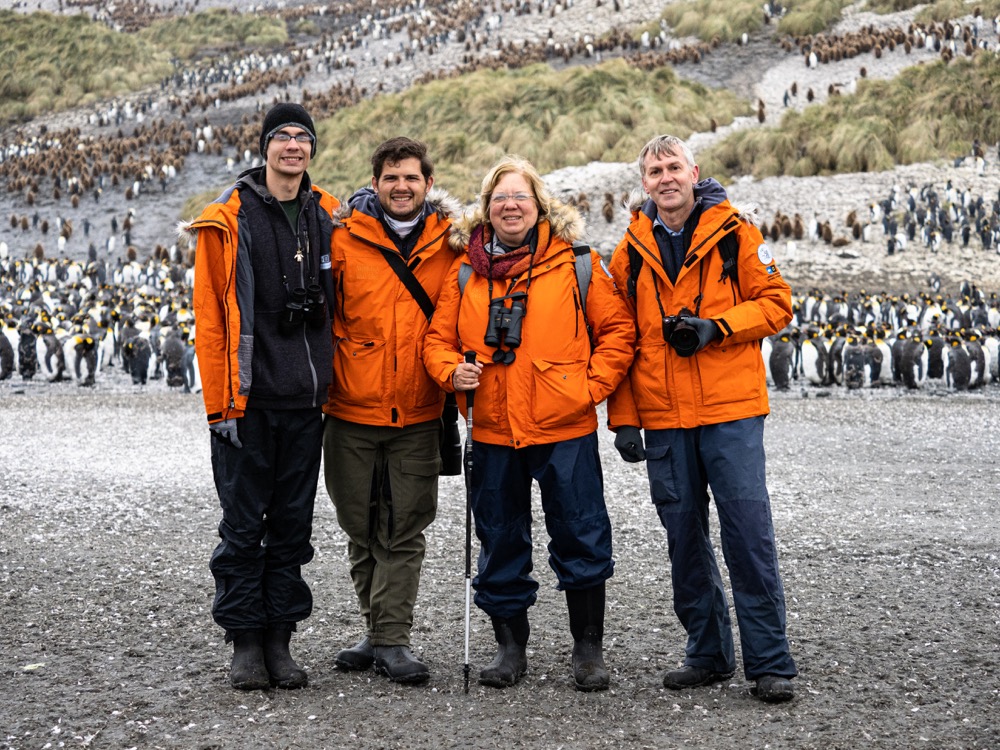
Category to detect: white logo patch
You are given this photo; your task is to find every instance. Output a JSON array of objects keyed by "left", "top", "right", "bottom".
[{"left": 757, "top": 243, "right": 773, "bottom": 265}]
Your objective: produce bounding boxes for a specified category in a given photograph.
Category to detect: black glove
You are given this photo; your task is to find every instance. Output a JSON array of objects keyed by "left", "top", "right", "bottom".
[
  {"left": 614, "top": 426, "right": 645, "bottom": 463},
  {"left": 209, "top": 418, "right": 242, "bottom": 449},
  {"left": 684, "top": 317, "right": 722, "bottom": 356}
]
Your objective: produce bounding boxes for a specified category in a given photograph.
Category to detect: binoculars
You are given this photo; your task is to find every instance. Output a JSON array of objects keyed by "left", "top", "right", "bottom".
[
  {"left": 279, "top": 284, "right": 326, "bottom": 335},
  {"left": 661, "top": 307, "right": 700, "bottom": 357},
  {"left": 484, "top": 292, "right": 527, "bottom": 358}
]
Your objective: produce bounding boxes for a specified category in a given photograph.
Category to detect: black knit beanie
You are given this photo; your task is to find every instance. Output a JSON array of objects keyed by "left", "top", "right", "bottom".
[{"left": 259, "top": 102, "right": 317, "bottom": 157}]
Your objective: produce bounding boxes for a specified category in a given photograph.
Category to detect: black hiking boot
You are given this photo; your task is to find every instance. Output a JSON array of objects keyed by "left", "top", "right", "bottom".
[
  {"left": 334, "top": 636, "right": 376, "bottom": 671},
  {"left": 373, "top": 645, "right": 430, "bottom": 684},
  {"left": 662, "top": 665, "right": 735, "bottom": 689},
  {"left": 754, "top": 674, "right": 794, "bottom": 702}
]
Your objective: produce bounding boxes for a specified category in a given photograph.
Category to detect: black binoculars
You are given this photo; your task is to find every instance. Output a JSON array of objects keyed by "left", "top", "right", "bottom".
[
  {"left": 484, "top": 292, "right": 527, "bottom": 350},
  {"left": 280, "top": 284, "right": 326, "bottom": 335},
  {"left": 662, "top": 307, "right": 700, "bottom": 357}
]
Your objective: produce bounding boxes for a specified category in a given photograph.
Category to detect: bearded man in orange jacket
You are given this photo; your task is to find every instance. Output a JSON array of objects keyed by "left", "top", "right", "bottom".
[
  {"left": 607, "top": 134, "right": 798, "bottom": 703},
  {"left": 322, "top": 137, "right": 460, "bottom": 684}
]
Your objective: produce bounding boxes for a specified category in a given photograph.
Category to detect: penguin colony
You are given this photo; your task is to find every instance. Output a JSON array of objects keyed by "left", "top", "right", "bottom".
[
  {"left": 3, "top": 2, "right": 1000, "bottom": 394},
  {"left": 765, "top": 282, "right": 1000, "bottom": 392},
  {"left": 3, "top": 258, "right": 999, "bottom": 395}
]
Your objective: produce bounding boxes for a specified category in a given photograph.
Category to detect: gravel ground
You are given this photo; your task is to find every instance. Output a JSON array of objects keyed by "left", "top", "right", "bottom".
[{"left": 1, "top": 374, "right": 998, "bottom": 750}]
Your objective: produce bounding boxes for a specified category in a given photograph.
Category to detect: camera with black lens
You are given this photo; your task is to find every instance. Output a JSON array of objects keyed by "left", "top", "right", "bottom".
[
  {"left": 662, "top": 307, "right": 700, "bottom": 357},
  {"left": 484, "top": 292, "right": 527, "bottom": 349}
]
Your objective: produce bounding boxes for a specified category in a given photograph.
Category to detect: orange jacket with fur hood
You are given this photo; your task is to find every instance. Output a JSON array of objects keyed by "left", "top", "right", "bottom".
[
  {"left": 423, "top": 198, "right": 634, "bottom": 447},
  {"left": 322, "top": 186, "right": 461, "bottom": 428}
]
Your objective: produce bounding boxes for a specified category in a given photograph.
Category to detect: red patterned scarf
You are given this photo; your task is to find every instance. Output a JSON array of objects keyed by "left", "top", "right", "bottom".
[{"left": 467, "top": 223, "right": 550, "bottom": 280}]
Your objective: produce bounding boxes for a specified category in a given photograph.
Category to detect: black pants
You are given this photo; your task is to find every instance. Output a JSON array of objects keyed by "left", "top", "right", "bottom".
[{"left": 209, "top": 407, "right": 322, "bottom": 637}]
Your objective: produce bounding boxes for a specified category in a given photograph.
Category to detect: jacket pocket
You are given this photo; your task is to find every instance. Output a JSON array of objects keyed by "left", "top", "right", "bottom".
[
  {"left": 633, "top": 344, "right": 672, "bottom": 412},
  {"left": 697, "top": 343, "right": 762, "bottom": 405},
  {"left": 531, "top": 358, "right": 590, "bottom": 430},
  {"left": 332, "top": 337, "right": 386, "bottom": 406}
]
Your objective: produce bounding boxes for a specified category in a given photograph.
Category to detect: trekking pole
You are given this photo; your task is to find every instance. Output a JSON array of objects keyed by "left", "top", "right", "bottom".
[{"left": 462, "top": 350, "right": 477, "bottom": 695}]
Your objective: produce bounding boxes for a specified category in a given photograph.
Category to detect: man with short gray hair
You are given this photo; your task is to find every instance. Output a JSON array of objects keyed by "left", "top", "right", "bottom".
[{"left": 607, "top": 133, "right": 798, "bottom": 702}]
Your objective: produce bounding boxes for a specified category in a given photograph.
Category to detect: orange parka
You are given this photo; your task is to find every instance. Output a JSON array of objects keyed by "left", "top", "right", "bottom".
[
  {"left": 322, "top": 187, "right": 460, "bottom": 427},
  {"left": 190, "top": 170, "right": 340, "bottom": 425},
  {"left": 423, "top": 200, "right": 635, "bottom": 448},
  {"left": 606, "top": 180, "right": 792, "bottom": 431}
]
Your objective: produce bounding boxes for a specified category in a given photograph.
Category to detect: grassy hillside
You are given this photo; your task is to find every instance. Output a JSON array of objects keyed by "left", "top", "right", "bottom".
[
  {"left": 0, "top": 11, "right": 172, "bottom": 125},
  {"left": 656, "top": 0, "right": 1000, "bottom": 41},
  {"left": 137, "top": 8, "right": 286, "bottom": 60},
  {"left": 699, "top": 53, "right": 1000, "bottom": 180},
  {"left": 0, "top": 9, "right": 285, "bottom": 126},
  {"left": 657, "top": 0, "right": 855, "bottom": 42},
  {"left": 309, "top": 58, "right": 750, "bottom": 201}
]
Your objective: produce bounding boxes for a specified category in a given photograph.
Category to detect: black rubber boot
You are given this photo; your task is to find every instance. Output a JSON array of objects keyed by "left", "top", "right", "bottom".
[
  {"left": 566, "top": 583, "right": 610, "bottom": 692},
  {"left": 263, "top": 627, "right": 308, "bottom": 689},
  {"left": 479, "top": 613, "right": 529, "bottom": 688},
  {"left": 229, "top": 630, "right": 270, "bottom": 691}
]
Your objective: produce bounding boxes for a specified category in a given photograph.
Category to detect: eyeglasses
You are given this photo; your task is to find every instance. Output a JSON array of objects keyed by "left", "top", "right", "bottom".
[
  {"left": 272, "top": 133, "right": 314, "bottom": 144},
  {"left": 491, "top": 192, "right": 534, "bottom": 205}
]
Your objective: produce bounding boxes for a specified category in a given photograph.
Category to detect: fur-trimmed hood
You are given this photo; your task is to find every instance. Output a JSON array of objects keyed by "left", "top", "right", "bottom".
[
  {"left": 625, "top": 178, "right": 761, "bottom": 227},
  {"left": 448, "top": 196, "right": 585, "bottom": 251},
  {"left": 332, "top": 186, "right": 463, "bottom": 228}
]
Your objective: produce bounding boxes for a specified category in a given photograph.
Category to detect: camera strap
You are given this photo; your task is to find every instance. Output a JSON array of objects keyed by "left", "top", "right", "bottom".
[
  {"left": 375, "top": 246, "right": 459, "bottom": 420},
  {"left": 376, "top": 247, "right": 435, "bottom": 321}
]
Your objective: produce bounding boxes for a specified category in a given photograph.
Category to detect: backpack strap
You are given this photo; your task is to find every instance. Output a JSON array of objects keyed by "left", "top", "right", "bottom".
[
  {"left": 573, "top": 245, "right": 594, "bottom": 345},
  {"left": 626, "top": 242, "right": 643, "bottom": 299},
  {"left": 457, "top": 262, "right": 473, "bottom": 296},
  {"left": 572, "top": 245, "right": 592, "bottom": 310},
  {"left": 717, "top": 229, "right": 740, "bottom": 294}
]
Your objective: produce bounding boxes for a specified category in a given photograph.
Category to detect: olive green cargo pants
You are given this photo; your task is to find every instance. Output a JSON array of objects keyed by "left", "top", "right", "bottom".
[{"left": 323, "top": 417, "right": 441, "bottom": 646}]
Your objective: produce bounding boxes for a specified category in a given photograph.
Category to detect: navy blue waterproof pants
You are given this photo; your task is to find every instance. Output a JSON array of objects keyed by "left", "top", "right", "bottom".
[
  {"left": 470, "top": 432, "right": 614, "bottom": 619},
  {"left": 209, "top": 407, "right": 322, "bottom": 638},
  {"left": 644, "top": 416, "right": 797, "bottom": 680}
]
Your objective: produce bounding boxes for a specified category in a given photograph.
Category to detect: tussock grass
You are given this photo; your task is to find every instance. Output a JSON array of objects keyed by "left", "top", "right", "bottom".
[
  {"left": 137, "top": 8, "right": 287, "bottom": 60},
  {"left": 0, "top": 9, "right": 286, "bottom": 126},
  {"left": 867, "top": 0, "right": 1000, "bottom": 20},
  {"left": 660, "top": 0, "right": 765, "bottom": 43},
  {"left": 660, "top": 0, "right": 1000, "bottom": 41},
  {"left": 658, "top": 0, "right": 855, "bottom": 42},
  {"left": 0, "top": 11, "right": 172, "bottom": 124},
  {"left": 917, "top": 0, "right": 1000, "bottom": 22},
  {"left": 698, "top": 53, "right": 1000, "bottom": 179},
  {"left": 309, "top": 59, "right": 749, "bottom": 202}
]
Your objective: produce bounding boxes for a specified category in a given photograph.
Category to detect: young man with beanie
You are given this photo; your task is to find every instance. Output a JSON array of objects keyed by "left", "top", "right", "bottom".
[
  {"left": 322, "top": 137, "right": 459, "bottom": 684},
  {"left": 191, "top": 102, "right": 339, "bottom": 690},
  {"left": 607, "top": 134, "right": 798, "bottom": 703}
]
